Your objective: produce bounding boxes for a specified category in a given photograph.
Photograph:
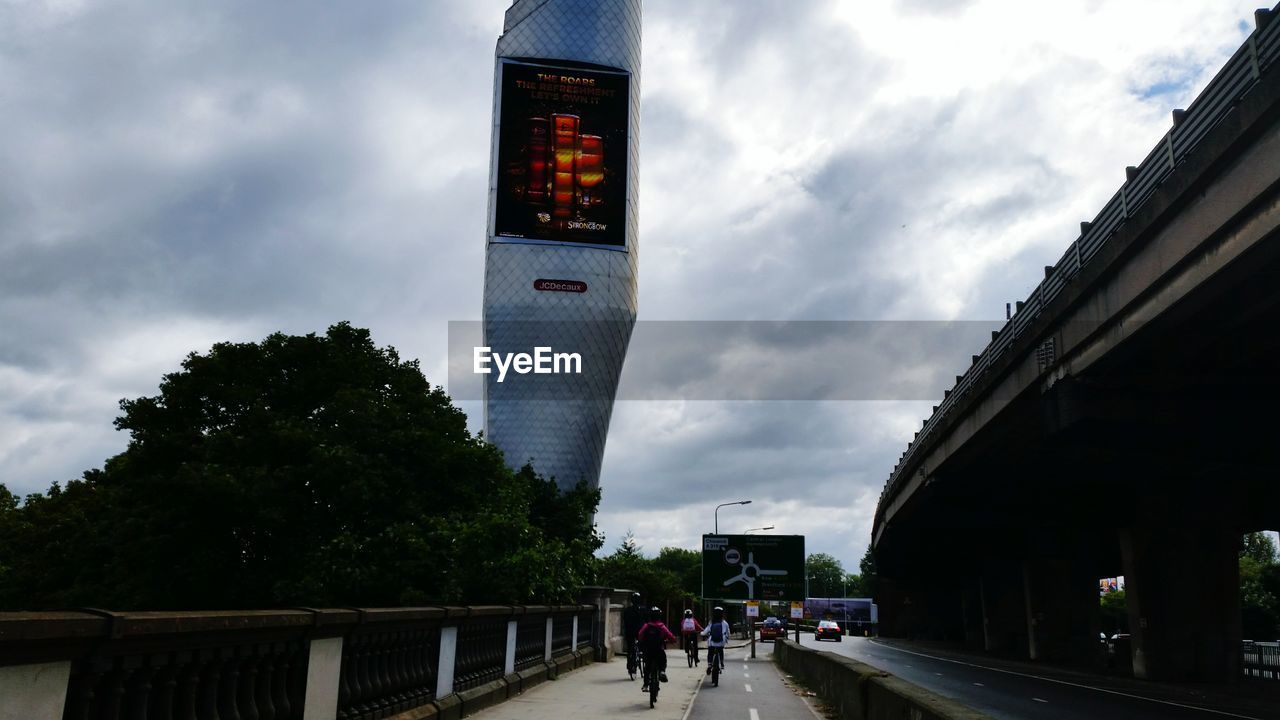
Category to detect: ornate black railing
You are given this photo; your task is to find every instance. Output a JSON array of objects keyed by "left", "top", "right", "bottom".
[
  {"left": 514, "top": 612, "right": 546, "bottom": 671},
  {"left": 0, "top": 604, "right": 594, "bottom": 720},
  {"left": 451, "top": 611, "right": 507, "bottom": 692},
  {"left": 53, "top": 611, "right": 314, "bottom": 720},
  {"left": 551, "top": 614, "right": 573, "bottom": 655},
  {"left": 575, "top": 607, "right": 594, "bottom": 652},
  {"left": 337, "top": 608, "right": 444, "bottom": 720}
]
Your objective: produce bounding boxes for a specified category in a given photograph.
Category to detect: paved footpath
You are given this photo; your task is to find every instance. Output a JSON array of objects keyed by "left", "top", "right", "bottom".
[{"left": 470, "top": 644, "right": 823, "bottom": 720}]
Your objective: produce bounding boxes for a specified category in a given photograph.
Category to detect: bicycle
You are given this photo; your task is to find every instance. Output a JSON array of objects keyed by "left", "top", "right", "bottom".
[
  {"left": 684, "top": 634, "right": 698, "bottom": 668},
  {"left": 643, "top": 653, "right": 661, "bottom": 708},
  {"left": 626, "top": 640, "right": 641, "bottom": 681},
  {"left": 706, "top": 645, "right": 724, "bottom": 687}
]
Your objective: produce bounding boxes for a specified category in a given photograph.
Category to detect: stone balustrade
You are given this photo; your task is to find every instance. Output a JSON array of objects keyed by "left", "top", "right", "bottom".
[{"left": 0, "top": 601, "right": 604, "bottom": 720}]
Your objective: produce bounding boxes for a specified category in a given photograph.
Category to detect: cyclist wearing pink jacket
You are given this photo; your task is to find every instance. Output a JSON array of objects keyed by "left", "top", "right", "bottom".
[
  {"left": 636, "top": 607, "right": 677, "bottom": 690},
  {"left": 678, "top": 609, "right": 705, "bottom": 665}
]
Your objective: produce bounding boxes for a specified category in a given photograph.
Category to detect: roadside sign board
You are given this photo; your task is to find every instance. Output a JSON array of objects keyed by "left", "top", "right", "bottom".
[
  {"left": 702, "top": 534, "right": 805, "bottom": 600},
  {"left": 790, "top": 602, "right": 804, "bottom": 619},
  {"left": 745, "top": 601, "right": 760, "bottom": 618}
]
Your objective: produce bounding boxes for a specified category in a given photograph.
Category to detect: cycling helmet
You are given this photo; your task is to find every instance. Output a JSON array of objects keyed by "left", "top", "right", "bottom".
[
  {"left": 630, "top": 592, "right": 642, "bottom": 606},
  {"left": 712, "top": 606, "right": 724, "bottom": 621},
  {"left": 683, "top": 609, "right": 693, "bottom": 617},
  {"left": 650, "top": 606, "right": 663, "bottom": 620}
]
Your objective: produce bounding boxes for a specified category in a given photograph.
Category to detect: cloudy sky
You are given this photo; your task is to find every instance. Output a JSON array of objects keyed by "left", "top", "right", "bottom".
[{"left": 1, "top": 0, "right": 1271, "bottom": 574}]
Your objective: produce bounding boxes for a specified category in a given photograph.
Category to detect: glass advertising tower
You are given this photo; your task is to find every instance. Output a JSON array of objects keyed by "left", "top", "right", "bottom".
[{"left": 481, "top": 0, "right": 642, "bottom": 491}]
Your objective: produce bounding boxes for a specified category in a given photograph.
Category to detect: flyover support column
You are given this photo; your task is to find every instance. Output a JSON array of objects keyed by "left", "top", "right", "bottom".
[
  {"left": 1120, "top": 492, "right": 1241, "bottom": 681},
  {"left": 1021, "top": 555, "right": 1099, "bottom": 664},
  {"left": 978, "top": 568, "right": 1029, "bottom": 656}
]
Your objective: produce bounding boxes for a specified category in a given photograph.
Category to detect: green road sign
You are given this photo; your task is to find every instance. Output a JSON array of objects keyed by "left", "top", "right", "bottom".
[{"left": 702, "top": 534, "right": 805, "bottom": 600}]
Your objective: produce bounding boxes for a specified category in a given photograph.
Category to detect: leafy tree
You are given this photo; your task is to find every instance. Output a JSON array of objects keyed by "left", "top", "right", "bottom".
[
  {"left": 653, "top": 547, "right": 701, "bottom": 598},
  {"left": 806, "top": 553, "right": 846, "bottom": 597},
  {"left": 595, "top": 535, "right": 694, "bottom": 610},
  {"left": 843, "top": 572, "right": 868, "bottom": 597},
  {"left": 0, "top": 323, "right": 601, "bottom": 610},
  {"left": 1099, "top": 589, "right": 1128, "bottom": 635},
  {"left": 858, "top": 545, "right": 879, "bottom": 599},
  {"left": 614, "top": 530, "right": 643, "bottom": 559},
  {"left": 1243, "top": 532, "right": 1278, "bottom": 564},
  {"left": 1241, "top": 532, "right": 1280, "bottom": 640}
]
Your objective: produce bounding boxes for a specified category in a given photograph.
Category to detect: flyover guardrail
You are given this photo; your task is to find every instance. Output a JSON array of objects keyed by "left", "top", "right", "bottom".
[{"left": 878, "top": 5, "right": 1280, "bottom": 518}]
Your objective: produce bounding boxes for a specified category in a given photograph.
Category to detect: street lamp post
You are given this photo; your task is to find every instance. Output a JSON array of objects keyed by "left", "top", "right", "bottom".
[
  {"left": 714, "top": 500, "right": 752, "bottom": 534},
  {"left": 744, "top": 525, "right": 775, "bottom": 534}
]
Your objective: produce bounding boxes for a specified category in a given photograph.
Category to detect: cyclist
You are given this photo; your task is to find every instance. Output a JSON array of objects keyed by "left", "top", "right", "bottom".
[
  {"left": 679, "top": 608, "right": 704, "bottom": 666},
  {"left": 700, "top": 606, "right": 730, "bottom": 676},
  {"left": 621, "top": 592, "right": 645, "bottom": 677},
  {"left": 636, "top": 606, "right": 677, "bottom": 691}
]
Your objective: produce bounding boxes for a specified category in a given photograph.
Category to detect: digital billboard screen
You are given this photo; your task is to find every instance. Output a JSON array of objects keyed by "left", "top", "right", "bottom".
[{"left": 494, "top": 60, "right": 630, "bottom": 248}]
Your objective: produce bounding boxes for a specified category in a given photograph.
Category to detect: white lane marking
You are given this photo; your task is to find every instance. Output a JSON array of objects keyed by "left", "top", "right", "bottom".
[
  {"left": 867, "top": 640, "right": 1262, "bottom": 720},
  {"left": 745, "top": 683, "right": 753, "bottom": 692},
  {"left": 934, "top": 672, "right": 943, "bottom": 676},
  {"left": 749, "top": 709, "right": 760, "bottom": 720},
  {"left": 1033, "top": 698, "right": 1048, "bottom": 703},
  {"left": 744, "top": 673, "right": 750, "bottom": 678},
  {"left": 973, "top": 682, "right": 985, "bottom": 687}
]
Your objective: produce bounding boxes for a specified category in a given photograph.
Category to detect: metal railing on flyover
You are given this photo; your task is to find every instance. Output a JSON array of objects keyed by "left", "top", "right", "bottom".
[
  {"left": 879, "top": 5, "right": 1280, "bottom": 513},
  {"left": 1244, "top": 640, "right": 1280, "bottom": 680}
]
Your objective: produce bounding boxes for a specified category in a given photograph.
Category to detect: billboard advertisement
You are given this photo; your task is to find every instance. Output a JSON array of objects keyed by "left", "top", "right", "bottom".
[
  {"left": 493, "top": 60, "right": 630, "bottom": 248},
  {"left": 702, "top": 534, "right": 805, "bottom": 601},
  {"left": 806, "top": 597, "right": 878, "bottom": 624},
  {"left": 1099, "top": 576, "right": 1125, "bottom": 595}
]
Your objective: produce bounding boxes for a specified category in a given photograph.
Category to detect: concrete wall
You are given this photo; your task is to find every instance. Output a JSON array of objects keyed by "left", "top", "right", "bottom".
[{"left": 773, "top": 639, "right": 992, "bottom": 720}]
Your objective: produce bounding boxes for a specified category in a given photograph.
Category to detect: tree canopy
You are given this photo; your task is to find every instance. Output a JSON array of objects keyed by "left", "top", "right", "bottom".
[
  {"left": 0, "top": 323, "right": 601, "bottom": 610},
  {"left": 1241, "top": 531, "right": 1280, "bottom": 640},
  {"left": 594, "top": 533, "right": 700, "bottom": 609},
  {"left": 805, "top": 553, "right": 847, "bottom": 597}
]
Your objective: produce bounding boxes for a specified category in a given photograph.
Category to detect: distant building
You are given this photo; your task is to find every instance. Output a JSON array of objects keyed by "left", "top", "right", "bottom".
[{"left": 481, "top": 0, "right": 642, "bottom": 490}]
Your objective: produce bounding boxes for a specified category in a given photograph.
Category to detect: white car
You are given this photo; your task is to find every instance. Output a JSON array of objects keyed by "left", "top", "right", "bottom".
[{"left": 815, "top": 620, "right": 843, "bottom": 642}]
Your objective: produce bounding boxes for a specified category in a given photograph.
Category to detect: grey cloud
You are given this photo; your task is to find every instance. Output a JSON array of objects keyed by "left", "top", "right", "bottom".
[
  {"left": 895, "top": 0, "right": 978, "bottom": 17},
  {"left": 1, "top": 0, "right": 1265, "bottom": 571},
  {"left": 448, "top": 320, "right": 999, "bottom": 401}
]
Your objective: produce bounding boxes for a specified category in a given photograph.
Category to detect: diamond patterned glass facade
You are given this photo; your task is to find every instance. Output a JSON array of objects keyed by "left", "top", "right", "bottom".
[{"left": 482, "top": 0, "right": 642, "bottom": 491}]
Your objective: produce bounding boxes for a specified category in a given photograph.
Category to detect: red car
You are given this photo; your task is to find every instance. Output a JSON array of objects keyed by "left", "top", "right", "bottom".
[
  {"left": 758, "top": 617, "right": 784, "bottom": 641},
  {"left": 815, "top": 620, "right": 843, "bottom": 642}
]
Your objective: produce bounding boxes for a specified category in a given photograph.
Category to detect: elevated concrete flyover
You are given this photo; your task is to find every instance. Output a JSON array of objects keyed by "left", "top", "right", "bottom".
[{"left": 871, "top": 6, "right": 1280, "bottom": 683}]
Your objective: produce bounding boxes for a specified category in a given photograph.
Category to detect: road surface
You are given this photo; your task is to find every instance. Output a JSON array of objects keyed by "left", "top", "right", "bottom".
[{"left": 793, "top": 633, "right": 1279, "bottom": 720}]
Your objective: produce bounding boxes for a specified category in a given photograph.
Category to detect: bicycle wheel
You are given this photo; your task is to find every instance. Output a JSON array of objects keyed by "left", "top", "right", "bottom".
[
  {"left": 627, "top": 646, "right": 636, "bottom": 680},
  {"left": 686, "top": 638, "right": 694, "bottom": 667},
  {"left": 711, "top": 649, "right": 720, "bottom": 686},
  {"left": 649, "top": 664, "right": 659, "bottom": 707}
]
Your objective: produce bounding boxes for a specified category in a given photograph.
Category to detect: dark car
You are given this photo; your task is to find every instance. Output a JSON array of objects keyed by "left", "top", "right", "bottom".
[
  {"left": 815, "top": 620, "right": 842, "bottom": 642},
  {"left": 759, "top": 617, "right": 784, "bottom": 641}
]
